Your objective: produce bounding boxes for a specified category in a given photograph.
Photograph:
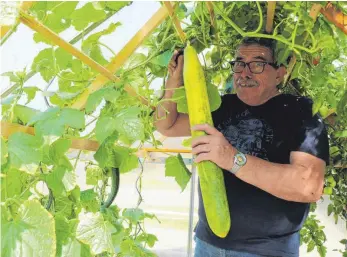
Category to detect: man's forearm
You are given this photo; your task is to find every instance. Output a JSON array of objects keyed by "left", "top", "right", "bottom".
[
  {"left": 153, "top": 90, "right": 179, "bottom": 132},
  {"left": 233, "top": 153, "right": 325, "bottom": 203}
]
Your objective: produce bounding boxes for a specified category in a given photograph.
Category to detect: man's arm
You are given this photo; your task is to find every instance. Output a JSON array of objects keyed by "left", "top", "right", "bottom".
[
  {"left": 234, "top": 151, "right": 325, "bottom": 203},
  {"left": 154, "top": 50, "right": 190, "bottom": 137},
  {"left": 191, "top": 124, "right": 326, "bottom": 203}
]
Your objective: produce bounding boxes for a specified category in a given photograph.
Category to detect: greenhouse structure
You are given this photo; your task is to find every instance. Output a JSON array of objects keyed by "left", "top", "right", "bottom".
[{"left": 0, "top": 1, "right": 346, "bottom": 257}]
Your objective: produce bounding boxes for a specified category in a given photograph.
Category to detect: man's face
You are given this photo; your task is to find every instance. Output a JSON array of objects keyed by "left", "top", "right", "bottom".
[{"left": 233, "top": 44, "right": 285, "bottom": 106}]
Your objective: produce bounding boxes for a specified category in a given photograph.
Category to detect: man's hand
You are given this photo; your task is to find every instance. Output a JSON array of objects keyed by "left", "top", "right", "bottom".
[
  {"left": 166, "top": 49, "right": 184, "bottom": 91},
  {"left": 191, "top": 124, "right": 236, "bottom": 170}
]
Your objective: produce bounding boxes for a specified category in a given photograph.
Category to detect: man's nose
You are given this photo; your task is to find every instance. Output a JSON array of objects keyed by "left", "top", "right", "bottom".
[{"left": 240, "top": 64, "right": 252, "bottom": 78}]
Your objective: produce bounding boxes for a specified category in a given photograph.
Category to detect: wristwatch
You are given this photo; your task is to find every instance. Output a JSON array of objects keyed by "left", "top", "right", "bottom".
[{"left": 229, "top": 150, "right": 247, "bottom": 174}]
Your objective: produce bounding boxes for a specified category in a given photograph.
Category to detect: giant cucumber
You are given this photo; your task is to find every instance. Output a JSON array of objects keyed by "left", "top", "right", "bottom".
[{"left": 183, "top": 43, "right": 231, "bottom": 238}]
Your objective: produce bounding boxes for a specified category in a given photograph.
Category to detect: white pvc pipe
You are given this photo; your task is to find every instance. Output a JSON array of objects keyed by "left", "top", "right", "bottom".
[{"left": 187, "top": 162, "right": 197, "bottom": 257}]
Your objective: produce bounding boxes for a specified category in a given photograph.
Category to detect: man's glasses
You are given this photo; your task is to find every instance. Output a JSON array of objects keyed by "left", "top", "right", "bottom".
[{"left": 229, "top": 61, "right": 277, "bottom": 74}]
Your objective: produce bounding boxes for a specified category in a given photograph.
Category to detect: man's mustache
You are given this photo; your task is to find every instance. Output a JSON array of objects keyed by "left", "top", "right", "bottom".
[{"left": 236, "top": 78, "right": 259, "bottom": 87}]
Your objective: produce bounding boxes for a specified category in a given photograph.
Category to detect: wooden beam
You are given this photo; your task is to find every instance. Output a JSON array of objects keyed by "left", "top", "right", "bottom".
[
  {"left": 18, "top": 10, "right": 152, "bottom": 109},
  {"left": 71, "top": 4, "right": 172, "bottom": 110},
  {"left": 0, "top": 25, "right": 11, "bottom": 39},
  {"left": 320, "top": 2, "right": 347, "bottom": 35},
  {"left": 163, "top": 1, "right": 186, "bottom": 43},
  {"left": 19, "top": 11, "right": 118, "bottom": 82},
  {"left": 1, "top": 121, "right": 192, "bottom": 155},
  {"left": 1, "top": 11, "right": 117, "bottom": 99},
  {"left": 283, "top": 55, "right": 297, "bottom": 86},
  {"left": 310, "top": 4, "right": 322, "bottom": 21},
  {"left": 266, "top": 2, "right": 277, "bottom": 33},
  {"left": 1, "top": 121, "right": 99, "bottom": 152},
  {"left": 206, "top": 2, "right": 219, "bottom": 41}
]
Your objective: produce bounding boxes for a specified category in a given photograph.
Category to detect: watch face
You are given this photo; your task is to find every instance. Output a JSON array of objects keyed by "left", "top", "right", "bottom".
[{"left": 235, "top": 153, "right": 247, "bottom": 166}]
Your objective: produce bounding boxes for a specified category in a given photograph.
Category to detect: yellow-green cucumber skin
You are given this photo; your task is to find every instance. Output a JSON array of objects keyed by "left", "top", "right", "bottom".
[{"left": 183, "top": 44, "right": 231, "bottom": 238}]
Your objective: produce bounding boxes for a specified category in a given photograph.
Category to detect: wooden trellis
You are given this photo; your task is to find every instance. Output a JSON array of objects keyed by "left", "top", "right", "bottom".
[
  {"left": 1, "top": 2, "right": 346, "bottom": 256},
  {"left": 1, "top": 1, "right": 346, "bottom": 156}
]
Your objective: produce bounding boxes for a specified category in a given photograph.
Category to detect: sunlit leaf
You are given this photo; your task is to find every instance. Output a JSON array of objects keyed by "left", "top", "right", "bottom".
[
  {"left": 76, "top": 211, "right": 116, "bottom": 255},
  {"left": 1, "top": 200, "right": 55, "bottom": 257},
  {"left": 165, "top": 154, "right": 191, "bottom": 191}
]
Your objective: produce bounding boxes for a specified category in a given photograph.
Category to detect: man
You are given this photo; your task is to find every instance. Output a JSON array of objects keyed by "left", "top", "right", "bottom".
[{"left": 154, "top": 37, "right": 329, "bottom": 257}]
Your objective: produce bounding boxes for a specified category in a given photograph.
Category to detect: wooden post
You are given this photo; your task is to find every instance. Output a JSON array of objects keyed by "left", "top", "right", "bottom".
[
  {"left": 266, "top": 2, "right": 277, "bottom": 33},
  {"left": 163, "top": 1, "right": 186, "bottom": 43}
]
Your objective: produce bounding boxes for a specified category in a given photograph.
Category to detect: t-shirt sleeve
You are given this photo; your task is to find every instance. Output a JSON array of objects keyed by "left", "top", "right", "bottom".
[{"left": 294, "top": 98, "right": 330, "bottom": 164}]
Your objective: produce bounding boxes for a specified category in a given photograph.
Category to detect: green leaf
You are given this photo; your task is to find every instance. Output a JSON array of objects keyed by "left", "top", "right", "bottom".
[
  {"left": 8, "top": 133, "right": 43, "bottom": 174},
  {"left": 1, "top": 200, "right": 55, "bottom": 257},
  {"left": 122, "top": 208, "right": 145, "bottom": 223},
  {"left": 44, "top": 166, "right": 66, "bottom": 195},
  {"left": 32, "top": 48, "right": 55, "bottom": 82},
  {"left": 55, "top": 215, "right": 91, "bottom": 257},
  {"left": 29, "top": 107, "right": 85, "bottom": 137},
  {"left": 82, "top": 23, "right": 121, "bottom": 65},
  {"left": 80, "top": 189, "right": 100, "bottom": 213},
  {"left": 95, "top": 116, "right": 118, "bottom": 144},
  {"left": 136, "top": 233, "right": 158, "bottom": 248},
  {"left": 1, "top": 168, "right": 30, "bottom": 202},
  {"left": 56, "top": 48, "right": 72, "bottom": 70},
  {"left": 172, "top": 83, "right": 220, "bottom": 114},
  {"left": 51, "top": 1, "right": 78, "bottom": 18},
  {"left": 55, "top": 215, "right": 71, "bottom": 256},
  {"left": 1, "top": 137, "right": 8, "bottom": 165},
  {"left": 49, "top": 138, "right": 72, "bottom": 166},
  {"left": 337, "top": 91, "right": 347, "bottom": 116},
  {"left": 85, "top": 87, "right": 121, "bottom": 114},
  {"left": 124, "top": 53, "right": 147, "bottom": 70},
  {"left": 317, "top": 245, "right": 327, "bottom": 257},
  {"left": 207, "top": 82, "right": 222, "bottom": 112},
  {"left": 23, "top": 87, "right": 41, "bottom": 104},
  {"left": 33, "top": 32, "right": 55, "bottom": 45},
  {"left": 94, "top": 136, "right": 118, "bottom": 168},
  {"left": 291, "top": 62, "right": 308, "bottom": 80},
  {"left": 60, "top": 237, "right": 92, "bottom": 257},
  {"left": 114, "top": 107, "right": 145, "bottom": 143},
  {"left": 327, "top": 204, "right": 334, "bottom": 216},
  {"left": 120, "top": 238, "right": 157, "bottom": 256},
  {"left": 60, "top": 108, "right": 85, "bottom": 129},
  {"left": 307, "top": 240, "right": 315, "bottom": 252},
  {"left": 71, "top": 3, "right": 107, "bottom": 31},
  {"left": 119, "top": 154, "right": 138, "bottom": 174},
  {"left": 29, "top": 107, "right": 64, "bottom": 137},
  {"left": 13, "top": 105, "right": 40, "bottom": 125},
  {"left": 313, "top": 95, "right": 324, "bottom": 116},
  {"left": 76, "top": 211, "right": 116, "bottom": 255},
  {"left": 182, "top": 137, "right": 193, "bottom": 147},
  {"left": 103, "top": 1, "right": 130, "bottom": 11},
  {"left": 165, "top": 154, "right": 191, "bottom": 191},
  {"left": 62, "top": 170, "right": 77, "bottom": 192},
  {"left": 59, "top": 237, "right": 81, "bottom": 257},
  {"left": 1, "top": 71, "right": 20, "bottom": 83},
  {"left": 149, "top": 50, "right": 172, "bottom": 67},
  {"left": 335, "top": 130, "right": 347, "bottom": 138},
  {"left": 86, "top": 166, "right": 103, "bottom": 185}
]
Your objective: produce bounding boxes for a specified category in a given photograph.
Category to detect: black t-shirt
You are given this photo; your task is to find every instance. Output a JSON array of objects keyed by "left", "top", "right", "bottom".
[{"left": 194, "top": 94, "right": 329, "bottom": 257}]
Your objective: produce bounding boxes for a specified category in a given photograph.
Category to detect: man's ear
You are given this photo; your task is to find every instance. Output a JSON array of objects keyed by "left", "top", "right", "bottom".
[{"left": 276, "top": 66, "right": 287, "bottom": 84}]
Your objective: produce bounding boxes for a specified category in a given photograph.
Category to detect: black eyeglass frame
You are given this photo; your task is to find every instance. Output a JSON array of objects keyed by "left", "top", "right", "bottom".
[{"left": 229, "top": 61, "right": 278, "bottom": 74}]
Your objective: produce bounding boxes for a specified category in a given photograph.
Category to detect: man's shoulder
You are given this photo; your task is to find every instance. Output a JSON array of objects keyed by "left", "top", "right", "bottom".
[{"left": 276, "top": 94, "right": 313, "bottom": 112}]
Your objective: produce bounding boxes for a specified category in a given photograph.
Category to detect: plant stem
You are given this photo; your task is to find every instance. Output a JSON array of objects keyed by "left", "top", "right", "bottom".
[
  {"left": 73, "top": 150, "right": 82, "bottom": 172},
  {"left": 212, "top": 2, "right": 319, "bottom": 54}
]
